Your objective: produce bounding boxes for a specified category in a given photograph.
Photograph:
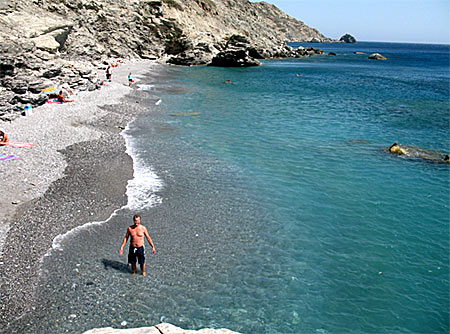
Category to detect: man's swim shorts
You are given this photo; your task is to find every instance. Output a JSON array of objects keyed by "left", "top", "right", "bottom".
[{"left": 128, "top": 246, "right": 145, "bottom": 265}]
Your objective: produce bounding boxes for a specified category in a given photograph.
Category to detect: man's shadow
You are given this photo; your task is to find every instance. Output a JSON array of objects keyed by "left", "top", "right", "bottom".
[{"left": 101, "top": 259, "right": 130, "bottom": 273}]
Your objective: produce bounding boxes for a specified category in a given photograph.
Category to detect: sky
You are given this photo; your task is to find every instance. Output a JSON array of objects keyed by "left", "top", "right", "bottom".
[{"left": 249, "top": 0, "right": 450, "bottom": 44}]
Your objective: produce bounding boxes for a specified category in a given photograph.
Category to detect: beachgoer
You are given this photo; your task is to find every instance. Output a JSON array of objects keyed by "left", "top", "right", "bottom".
[
  {"left": 119, "top": 214, "right": 156, "bottom": 276},
  {"left": 106, "top": 66, "right": 112, "bottom": 82},
  {"left": 0, "top": 130, "right": 9, "bottom": 146},
  {"left": 57, "top": 91, "right": 73, "bottom": 103},
  {"left": 61, "top": 83, "right": 74, "bottom": 96},
  {"left": 444, "top": 155, "right": 449, "bottom": 163},
  {"left": 387, "top": 142, "right": 408, "bottom": 155},
  {"left": 128, "top": 72, "right": 133, "bottom": 86}
]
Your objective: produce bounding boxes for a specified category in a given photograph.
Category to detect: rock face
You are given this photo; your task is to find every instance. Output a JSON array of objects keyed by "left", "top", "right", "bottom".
[
  {"left": 339, "top": 34, "right": 356, "bottom": 43},
  {"left": 0, "top": 0, "right": 331, "bottom": 120},
  {"left": 209, "top": 35, "right": 261, "bottom": 67},
  {"left": 83, "top": 323, "right": 240, "bottom": 334}
]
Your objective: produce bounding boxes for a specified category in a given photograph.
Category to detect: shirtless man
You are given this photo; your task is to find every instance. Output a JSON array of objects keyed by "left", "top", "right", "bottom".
[
  {"left": 57, "top": 91, "right": 74, "bottom": 103},
  {"left": 387, "top": 142, "right": 408, "bottom": 155},
  {"left": 119, "top": 214, "right": 156, "bottom": 276}
]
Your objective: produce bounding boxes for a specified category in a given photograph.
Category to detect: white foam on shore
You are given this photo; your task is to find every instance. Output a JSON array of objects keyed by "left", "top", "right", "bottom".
[
  {"left": 122, "top": 121, "right": 163, "bottom": 211},
  {"left": 43, "top": 118, "right": 163, "bottom": 259},
  {"left": 48, "top": 211, "right": 120, "bottom": 254},
  {"left": 138, "top": 84, "right": 155, "bottom": 91}
]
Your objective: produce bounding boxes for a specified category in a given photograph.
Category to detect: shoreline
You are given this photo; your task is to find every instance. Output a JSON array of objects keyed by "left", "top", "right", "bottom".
[{"left": 0, "top": 60, "right": 162, "bottom": 330}]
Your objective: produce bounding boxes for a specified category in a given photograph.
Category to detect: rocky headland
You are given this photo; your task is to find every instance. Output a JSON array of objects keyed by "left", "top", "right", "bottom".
[{"left": 0, "top": 0, "right": 330, "bottom": 120}]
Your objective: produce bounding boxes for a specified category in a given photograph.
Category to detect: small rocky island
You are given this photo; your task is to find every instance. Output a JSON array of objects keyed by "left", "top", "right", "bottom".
[{"left": 340, "top": 33, "right": 356, "bottom": 43}]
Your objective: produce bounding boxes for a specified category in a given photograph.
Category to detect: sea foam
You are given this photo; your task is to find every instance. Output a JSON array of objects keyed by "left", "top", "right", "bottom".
[
  {"left": 137, "top": 84, "right": 154, "bottom": 91},
  {"left": 123, "top": 122, "right": 163, "bottom": 211},
  {"left": 43, "top": 120, "right": 163, "bottom": 257}
]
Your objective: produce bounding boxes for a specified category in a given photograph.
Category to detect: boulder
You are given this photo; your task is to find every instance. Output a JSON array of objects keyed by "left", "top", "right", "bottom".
[
  {"left": 247, "top": 47, "right": 267, "bottom": 59},
  {"left": 168, "top": 50, "right": 212, "bottom": 66},
  {"left": 368, "top": 53, "right": 387, "bottom": 60},
  {"left": 141, "top": 54, "right": 158, "bottom": 60},
  {"left": 168, "top": 42, "right": 219, "bottom": 66},
  {"left": 225, "top": 35, "right": 251, "bottom": 49},
  {"left": 42, "top": 67, "right": 62, "bottom": 78},
  {"left": 28, "top": 78, "right": 54, "bottom": 94},
  {"left": 207, "top": 34, "right": 261, "bottom": 67},
  {"left": 32, "top": 35, "right": 61, "bottom": 53},
  {"left": 82, "top": 323, "right": 240, "bottom": 334},
  {"left": 209, "top": 49, "right": 261, "bottom": 67},
  {"left": 13, "top": 91, "right": 47, "bottom": 106},
  {"left": 339, "top": 34, "right": 356, "bottom": 43}
]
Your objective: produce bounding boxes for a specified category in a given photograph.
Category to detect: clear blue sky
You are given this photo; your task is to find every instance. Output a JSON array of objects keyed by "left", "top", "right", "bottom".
[{"left": 250, "top": 0, "right": 450, "bottom": 44}]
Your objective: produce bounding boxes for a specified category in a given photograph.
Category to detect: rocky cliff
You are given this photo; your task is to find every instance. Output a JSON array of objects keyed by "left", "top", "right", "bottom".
[{"left": 0, "top": 0, "right": 330, "bottom": 119}]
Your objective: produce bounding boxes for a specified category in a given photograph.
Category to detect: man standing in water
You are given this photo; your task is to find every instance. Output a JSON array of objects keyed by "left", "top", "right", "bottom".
[{"left": 119, "top": 214, "right": 156, "bottom": 276}]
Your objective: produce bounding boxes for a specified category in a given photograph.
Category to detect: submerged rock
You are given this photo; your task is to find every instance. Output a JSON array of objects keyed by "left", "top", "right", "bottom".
[{"left": 369, "top": 53, "right": 387, "bottom": 60}]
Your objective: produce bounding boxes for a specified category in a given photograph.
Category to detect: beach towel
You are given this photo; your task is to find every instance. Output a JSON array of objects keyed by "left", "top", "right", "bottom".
[
  {"left": 5, "top": 142, "right": 34, "bottom": 148},
  {"left": 0, "top": 153, "right": 19, "bottom": 161},
  {"left": 47, "top": 99, "right": 63, "bottom": 104}
]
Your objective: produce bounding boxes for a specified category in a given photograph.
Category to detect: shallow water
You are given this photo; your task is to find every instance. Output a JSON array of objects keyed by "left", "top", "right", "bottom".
[{"left": 14, "top": 42, "right": 449, "bottom": 333}]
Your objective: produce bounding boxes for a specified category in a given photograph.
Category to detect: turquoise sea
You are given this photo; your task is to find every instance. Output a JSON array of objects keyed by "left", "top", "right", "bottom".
[{"left": 19, "top": 42, "right": 450, "bottom": 333}]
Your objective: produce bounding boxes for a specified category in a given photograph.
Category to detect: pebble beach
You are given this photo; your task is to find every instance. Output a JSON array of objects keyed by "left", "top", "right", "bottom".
[{"left": 0, "top": 60, "right": 159, "bottom": 330}]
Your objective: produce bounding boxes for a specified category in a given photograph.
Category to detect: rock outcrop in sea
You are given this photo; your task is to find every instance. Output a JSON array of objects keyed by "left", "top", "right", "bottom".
[
  {"left": 368, "top": 53, "right": 387, "bottom": 60},
  {"left": 0, "top": 0, "right": 330, "bottom": 120},
  {"left": 339, "top": 33, "right": 356, "bottom": 43}
]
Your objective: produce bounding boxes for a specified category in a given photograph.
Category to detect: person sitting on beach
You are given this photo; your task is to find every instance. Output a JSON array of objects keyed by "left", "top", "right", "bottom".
[
  {"left": 119, "top": 214, "right": 156, "bottom": 276},
  {"left": 57, "top": 91, "right": 74, "bottom": 103},
  {"left": 387, "top": 142, "right": 408, "bottom": 155},
  {"left": 0, "top": 130, "right": 9, "bottom": 146},
  {"left": 61, "top": 83, "right": 74, "bottom": 96}
]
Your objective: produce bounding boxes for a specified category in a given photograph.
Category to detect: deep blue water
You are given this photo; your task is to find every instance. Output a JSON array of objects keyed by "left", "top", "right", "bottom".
[{"left": 24, "top": 42, "right": 450, "bottom": 334}]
